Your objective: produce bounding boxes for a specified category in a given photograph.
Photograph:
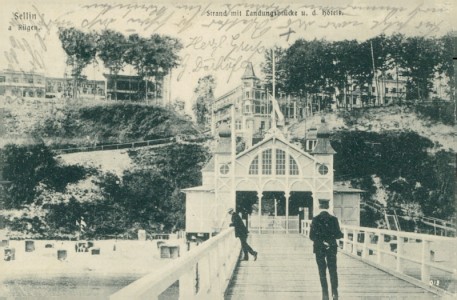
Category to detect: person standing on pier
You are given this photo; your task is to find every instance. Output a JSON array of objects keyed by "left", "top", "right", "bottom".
[
  {"left": 228, "top": 208, "right": 258, "bottom": 261},
  {"left": 310, "top": 199, "right": 343, "bottom": 300}
]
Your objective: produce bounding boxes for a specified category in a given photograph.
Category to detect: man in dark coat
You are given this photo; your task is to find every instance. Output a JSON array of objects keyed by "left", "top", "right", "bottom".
[
  {"left": 310, "top": 200, "right": 344, "bottom": 300},
  {"left": 228, "top": 208, "right": 257, "bottom": 261}
]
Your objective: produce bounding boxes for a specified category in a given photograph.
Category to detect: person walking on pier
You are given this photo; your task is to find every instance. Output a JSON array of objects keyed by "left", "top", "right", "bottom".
[
  {"left": 310, "top": 200, "right": 343, "bottom": 300},
  {"left": 228, "top": 208, "right": 258, "bottom": 261}
]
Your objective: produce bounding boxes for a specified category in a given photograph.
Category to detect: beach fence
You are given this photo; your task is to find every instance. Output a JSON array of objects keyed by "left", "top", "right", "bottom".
[{"left": 0, "top": 228, "right": 187, "bottom": 267}]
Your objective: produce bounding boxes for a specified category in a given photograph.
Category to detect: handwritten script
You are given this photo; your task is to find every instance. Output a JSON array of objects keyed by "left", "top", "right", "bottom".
[{"left": 3, "top": 1, "right": 451, "bottom": 85}]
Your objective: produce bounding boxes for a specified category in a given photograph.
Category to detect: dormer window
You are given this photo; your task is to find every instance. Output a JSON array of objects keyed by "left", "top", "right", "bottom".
[{"left": 306, "top": 140, "right": 317, "bottom": 151}]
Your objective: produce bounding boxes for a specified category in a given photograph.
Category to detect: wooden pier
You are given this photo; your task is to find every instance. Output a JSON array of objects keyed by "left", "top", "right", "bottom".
[{"left": 226, "top": 234, "right": 440, "bottom": 299}]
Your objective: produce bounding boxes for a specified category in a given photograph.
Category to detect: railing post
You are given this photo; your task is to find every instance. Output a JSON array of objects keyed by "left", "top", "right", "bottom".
[
  {"left": 221, "top": 237, "right": 228, "bottom": 280},
  {"left": 209, "top": 247, "right": 218, "bottom": 296},
  {"left": 396, "top": 235, "right": 404, "bottom": 273},
  {"left": 285, "top": 192, "right": 290, "bottom": 234},
  {"left": 209, "top": 246, "right": 223, "bottom": 300},
  {"left": 198, "top": 255, "right": 211, "bottom": 296},
  {"left": 217, "top": 241, "right": 227, "bottom": 294},
  {"left": 342, "top": 228, "right": 348, "bottom": 252},
  {"left": 257, "top": 192, "right": 262, "bottom": 234},
  {"left": 421, "top": 240, "right": 431, "bottom": 283},
  {"left": 352, "top": 229, "right": 358, "bottom": 255},
  {"left": 179, "top": 265, "right": 196, "bottom": 300},
  {"left": 377, "top": 233, "right": 385, "bottom": 264},
  {"left": 362, "top": 231, "right": 369, "bottom": 259},
  {"left": 305, "top": 221, "right": 311, "bottom": 238}
]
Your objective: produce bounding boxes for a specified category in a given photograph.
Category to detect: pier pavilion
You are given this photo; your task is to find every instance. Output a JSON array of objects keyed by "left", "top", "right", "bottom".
[{"left": 184, "top": 117, "right": 362, "bottom": 238}]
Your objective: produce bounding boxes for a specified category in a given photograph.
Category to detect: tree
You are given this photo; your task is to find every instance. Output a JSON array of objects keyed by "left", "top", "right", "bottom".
[
  {"left": 436, "top": 33, "right": 456, "bottom": 122},
  {"left": 331, "top": 40, "right": 367, "bottom": 109},
  {"left": 1, "top": 143, "right": 56, "bottom": 208},
  {"left": 58, "top": 27, "right": 97, "bottom": 99},
  {"left": 399, "top": 36, "right": 441, "bottom": 100},
  {"left": 192, "top": 75, "right": 216, "bottom": 127},
  {"left": 386, "top": 34, "right": 406, "bottom": 104},
  {"left": 97, "top": 30, "right": 128, "bottom": 100},
  {"left": 171, "top": 97, "right": 186, "bottom": 113},
  {"left": 366, "top": 35, "right": 391, "bottom": 105},
  {"left": 1, "top": 143, "right": 90, "bottom": 209},
  {"left": 124, "top": 143, "right": 209, "bottom": 230},
  {"left": 333, "top": 130, "right": 455, "bottom": 223},
  {"left": 284, "top": 39, "right": 334, "bottom": 112},
  {"left": 355, "top": 41, "right": 378, "bottom": 106},
  {"left": 125, "top": 34, "right": 183, "bottom": 102}
]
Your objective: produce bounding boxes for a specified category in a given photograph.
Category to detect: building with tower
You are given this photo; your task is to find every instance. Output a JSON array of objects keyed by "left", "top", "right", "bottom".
[
  {"left": 211, "top": 63, "right": 306, "bottom": 148},
  {"left": 184, "top": 116, "right": 362, "bottom": 240}
]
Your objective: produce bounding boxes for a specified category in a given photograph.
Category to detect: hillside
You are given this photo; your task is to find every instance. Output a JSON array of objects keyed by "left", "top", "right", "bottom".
[
  {"left": 1, "top": 101, "right": 455, "bottom": 235},
  {"left": 0, "top": 100, "right": 199, "bottom": 148},
  {"left": 290, "top": 106, "right": 456, "bottom": 152},
  {"left": 290, "top": 106, "right": 456, "bottom": 227},
  {"left": 37, "top": 103, "right": 199, "bottom": 147}
]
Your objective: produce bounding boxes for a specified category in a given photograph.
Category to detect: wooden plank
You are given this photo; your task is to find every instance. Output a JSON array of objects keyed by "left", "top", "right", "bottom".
[{"left": 226, "top": 291, "right": 435, "bottom": 300}]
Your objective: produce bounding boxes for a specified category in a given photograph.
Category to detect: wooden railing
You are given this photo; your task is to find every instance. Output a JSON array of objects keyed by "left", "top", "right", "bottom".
[
  {"left": 54, "top": 137, "right": 174, "bottom": 154},
  {"left": 302, "top": 220, "right": 456, "bottom": 296},
  {"left": 420, "top": 216, "right": 456, "bottom": 236},
  {"left": 110, "top": 228, "right": 240, "bottom": 300},
  {"left": 248, "top": 215, "right": 300, "bottom": 234}
]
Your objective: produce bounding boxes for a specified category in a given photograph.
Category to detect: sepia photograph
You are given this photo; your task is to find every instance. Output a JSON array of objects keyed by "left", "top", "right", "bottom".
[{"left": 0, "top": 0, "right": 455, "bottom": 299}]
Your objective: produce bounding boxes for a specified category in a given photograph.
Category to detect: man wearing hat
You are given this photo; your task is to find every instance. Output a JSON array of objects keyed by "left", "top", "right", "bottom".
[
  {"left": 310, "top": 199, "right": 343, "bottom": 300},
  {"left": 228, "top": 208, "right": 257, "bottom": 261}
]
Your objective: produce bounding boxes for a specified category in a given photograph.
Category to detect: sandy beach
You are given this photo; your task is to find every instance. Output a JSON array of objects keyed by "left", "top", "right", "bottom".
[{"left": 0, "top": 238, "right": 186, "bottom": 299}]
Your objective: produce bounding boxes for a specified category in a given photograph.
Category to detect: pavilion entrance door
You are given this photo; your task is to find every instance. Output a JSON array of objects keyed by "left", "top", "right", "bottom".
[
  {"left": 237, "top": 191, "right": 308, "bottom": 234},
  {"left": 248, "top": 215, "right": 299, "bottom": 234}
]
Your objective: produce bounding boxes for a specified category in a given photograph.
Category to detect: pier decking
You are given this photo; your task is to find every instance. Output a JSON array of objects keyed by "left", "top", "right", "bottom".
[{"left": 226, "top": 234, "right": 439, "bottom": 299}]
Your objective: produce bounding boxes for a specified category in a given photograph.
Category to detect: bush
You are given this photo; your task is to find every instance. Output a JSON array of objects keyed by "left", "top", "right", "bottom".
[
  {"left": 33, "top": 103, "right": 199, "bottom": 147},
  {"left": 333, "top": 130, "right": 455, "bottom": 222},
  {"left": 414, "top": 99, "right": 455, "bottom": 125},
  {"left": 0, "top": 143, "right": 94, "bottom": 209}
]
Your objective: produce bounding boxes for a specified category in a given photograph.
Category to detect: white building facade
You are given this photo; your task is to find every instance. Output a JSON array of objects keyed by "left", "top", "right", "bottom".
[{"left": 184, "top": 119, "right": 362, "bottom": 239}]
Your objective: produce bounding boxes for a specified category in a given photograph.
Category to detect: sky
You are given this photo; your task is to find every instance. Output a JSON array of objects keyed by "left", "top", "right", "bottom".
[{"left": 0, "top": 0, "right": 455, "bottom": 113}]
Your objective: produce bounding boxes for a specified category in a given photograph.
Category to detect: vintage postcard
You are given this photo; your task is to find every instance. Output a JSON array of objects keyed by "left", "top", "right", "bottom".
[{"left": 0, "top": 0, "right": 455, "bottom": 299}]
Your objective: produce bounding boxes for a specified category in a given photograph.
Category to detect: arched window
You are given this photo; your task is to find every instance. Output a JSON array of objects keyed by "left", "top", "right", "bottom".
[
  {"left": 276, "top": 149, "right": 286, "bottom": 175},
  {"left": 262, "top": 149, "right": 272, "bottom": 175},
  {"left": 249, "top": 149, "right": 300, "bottom": 176},
  {"left": 289, "top": 156, "right": 299, "bottom": 175},
  {"left": 249, "top": 156, "right": 259, "bottom": 175}
]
